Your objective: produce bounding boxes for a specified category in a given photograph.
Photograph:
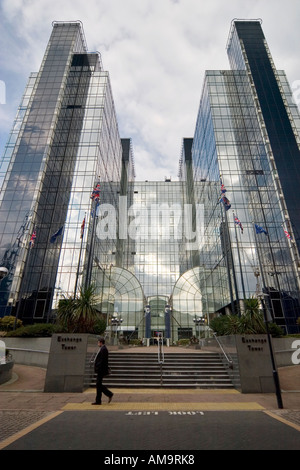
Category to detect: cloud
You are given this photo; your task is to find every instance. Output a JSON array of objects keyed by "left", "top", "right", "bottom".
[{"left": 0, "top": 0, "right": 300, "bottom": 180}]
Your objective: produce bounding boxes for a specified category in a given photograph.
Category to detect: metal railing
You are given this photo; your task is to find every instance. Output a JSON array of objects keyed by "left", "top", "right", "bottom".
[
  {"left": 157, "top": 335, "right": 164, "bottom": 387},
  {"left": 209, "top": 329, "right": 234, "bottom": 369},
  {"left": 157, "top": 335, "right": 164, "bottom": 364}
]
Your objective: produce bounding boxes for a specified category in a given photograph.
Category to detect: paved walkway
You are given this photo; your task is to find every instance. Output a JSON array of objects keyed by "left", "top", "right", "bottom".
[{"left": 0, "top": 350, "right": 300, "bottom": 448}]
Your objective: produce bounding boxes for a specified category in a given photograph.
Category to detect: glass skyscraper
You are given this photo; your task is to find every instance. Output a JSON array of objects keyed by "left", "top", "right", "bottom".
[
  {"left": 0, "top": 22, "right": 122, "bottom": 322},
  {"left": 0, "top": 19, "right": 299, "bottom": 337},
  {"left": 192, "top": 20, "right": 300, "bottom": 333}
]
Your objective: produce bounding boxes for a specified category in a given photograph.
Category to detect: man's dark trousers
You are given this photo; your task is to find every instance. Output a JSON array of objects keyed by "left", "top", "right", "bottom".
[{"left": 96, "top": 374, "right": 113, "bottom": 404}]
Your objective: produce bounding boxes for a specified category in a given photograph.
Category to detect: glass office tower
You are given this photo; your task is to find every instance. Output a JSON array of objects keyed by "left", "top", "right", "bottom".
[
  {"left": 0, "top": 22, "right": 123, "bottom": 321},
  {"left": 0, "top": 19, "right": 299, "bottom": 336},
  {"left": 192, "top": 20, "right": 300, "bottom": 333}
]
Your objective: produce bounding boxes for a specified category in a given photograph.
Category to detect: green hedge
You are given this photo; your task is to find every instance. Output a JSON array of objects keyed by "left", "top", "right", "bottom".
[
  {"left": 6, "top": 323, "right": 64, "bottom": 337},
  {"left": 0, "top": 315, "right": 23, "bottom": 332},
  {"left": 177, "top": 339, "right": 190, "bottom": 346},
  {"left": 210, "top": 314, "right": 284, "bottom": 337}
]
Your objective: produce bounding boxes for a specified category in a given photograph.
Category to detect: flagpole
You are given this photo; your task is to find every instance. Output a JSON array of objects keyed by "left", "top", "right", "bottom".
[
  {"left": 13, "top": 234, "right": 34, "bottom": 330},
  {"left": 221, "top": 203, "right": 239, "bottom": 316},
  {"left": 219, "top": 175, "right": 239, "bottom": 315},
  {"left": 233, "top": 212, "right": 246, "bottom": 301},
  {"left": 85, "top": 203, "right": 97, "bottom": 289},
  {"left": 74, "top": 214, "right": 86, "bottom": 298},
  {"left": 281, "top": 221, "right": 300, "bottom": 293},
  {"left": 85, "top": 182, "right": 100, "bottom": 290},
  {"left": 227, "top": 208, "right": 240, "bottom": 315},
  {"left": 253, "top": 224, "right": 270, "bottom": 305}
]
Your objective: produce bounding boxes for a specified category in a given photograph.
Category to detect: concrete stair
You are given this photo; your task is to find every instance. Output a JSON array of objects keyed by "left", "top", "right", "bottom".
[{"left": 84, "top": 351, "right": 234, "bottom": 389}]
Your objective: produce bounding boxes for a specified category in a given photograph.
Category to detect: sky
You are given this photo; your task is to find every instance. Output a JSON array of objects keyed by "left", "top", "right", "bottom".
[{"left": 0, "top": 0, "right": 300, "bottom": 181}]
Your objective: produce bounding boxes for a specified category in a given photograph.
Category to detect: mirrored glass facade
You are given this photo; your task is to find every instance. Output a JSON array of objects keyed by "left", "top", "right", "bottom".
[
  {"left": 192, "top": 20, "right": 300, "bottom": 332},
  {"left": 92, "top": 176, "right": 205, "bottom": 342},
  {"left": 0, "top": 20, "right": 299, "bottom": 337},
  {"left": 0, "top": 22, "right": 122, "bottom": 321}
]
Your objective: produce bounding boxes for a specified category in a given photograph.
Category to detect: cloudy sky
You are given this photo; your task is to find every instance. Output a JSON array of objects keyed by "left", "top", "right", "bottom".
[{"left": 1, "top": 0, "right": 300, "bottom": 181}]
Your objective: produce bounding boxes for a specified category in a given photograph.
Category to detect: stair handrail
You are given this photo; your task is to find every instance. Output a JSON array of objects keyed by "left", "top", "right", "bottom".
[
  {"left": 157, "top": 334, "right": 164, "bottom": 364},
  {"left": 209, "top": 329, "right": 234, "bottom": 369}
]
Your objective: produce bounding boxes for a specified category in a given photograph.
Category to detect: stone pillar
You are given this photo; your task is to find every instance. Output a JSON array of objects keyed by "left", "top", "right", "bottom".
[
  {"left": 44, "top": 334, "right": 89, "bottom": 392},
  {"left": 235, "top": 335, "right": 276, "bottom": 393}
]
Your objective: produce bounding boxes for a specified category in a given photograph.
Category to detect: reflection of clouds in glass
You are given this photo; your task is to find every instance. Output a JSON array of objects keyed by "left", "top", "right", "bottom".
[
  {"left": 172, "top": 268, "right": 203, "bottom": 316},
  {"left": 97, "top": 267, "right": 144, "bottom": 326}
]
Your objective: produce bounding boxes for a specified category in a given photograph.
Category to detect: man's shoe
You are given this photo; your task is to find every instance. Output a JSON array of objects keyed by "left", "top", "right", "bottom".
[
  {"left": 91, "top": 402, "right": 101, "bottom": 405},
  {"left": 108, "top": 394, "right": 114, "bottom": 403}
]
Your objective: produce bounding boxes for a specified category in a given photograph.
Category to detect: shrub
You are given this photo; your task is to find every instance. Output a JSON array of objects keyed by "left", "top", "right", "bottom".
[
  {"left": 129, "top": 339, "right": 142, "bottom": 345},
  {"left": 210, "top": 315, "right": 240, "bottom": 336},
  {"left": 267, "top": 322, "right": 284, "bottom": 337},
  {"left": 6, "top": 323, "right": 63, "bottom": 337},
  {"left": 56, "top": 284, "right": 100, "bottom": 333},
  {"left": 177, "top": 338, "right": 190, "bottom": 346},
  {"left": 93, "top": 317, "right": 107, "bottom": 335},
  {"left": 210, "top": 298, "right": 285, "bottom": 338},
  {"left": 0, "top": 316, "right": 22, "bottom": 332}
]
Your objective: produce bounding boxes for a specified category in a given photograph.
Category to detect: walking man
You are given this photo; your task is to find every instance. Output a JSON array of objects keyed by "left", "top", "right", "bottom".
[{"left": 92, "top": 337, "right": 113, "bottom": 405}]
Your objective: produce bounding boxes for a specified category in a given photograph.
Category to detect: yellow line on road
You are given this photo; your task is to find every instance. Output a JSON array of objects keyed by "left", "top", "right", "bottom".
[
  {"left": 0, "top": 411, "right": 63, "bottom": 450},
  {"left": 63, "top": 402, "right": 264, "bottom": 411},
  {"left": 264, "top": 411, "right": 300, "bottom": 432}
]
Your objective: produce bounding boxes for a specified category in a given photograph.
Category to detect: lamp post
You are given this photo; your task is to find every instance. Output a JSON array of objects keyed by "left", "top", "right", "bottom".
[
  {"left": 111, "top": 314, "right": 123, "bottom": 345},
  {"left": 260, "top": 293, "right": 284, "bottom": 409},
  {"left": 145, "top": 304, "right": 151, "bottom": 346},
  {"left": 193, "top": 316, "right": 205, "bottom": 344},
  {"left": 164, "top": 304, "right": 172, "bottom": 346}
]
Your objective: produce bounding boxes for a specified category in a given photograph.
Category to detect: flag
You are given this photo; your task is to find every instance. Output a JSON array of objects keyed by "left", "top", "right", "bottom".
[
  {"left": 29, "top": 229, "right": 36, "bottom": 249},
  {"left": 220, "top": 175, "right": 227, "bottom": 193},
  {"left": 91, "top": 183, "right": 100, "bottom": 203},
  {"left": 255, "top": 224, "right": 267, "bottom": 235},
  {"left": 220, "top": 195, "right": 231, "bottom": 211},
  {"left": 234, "top": 216, "right": 243, "bottom": 234},
  {"left": 50, "top": 226, "right": 64, "bottom": 243},
  {"left": 221, "top": 183, "right": 227, "bottom": 193},
  {"left": 80, "top": 217, "right": 85, "bottom": 239},
  {"left": 283, "top": 229, "right": 292, "bottom": 240}
]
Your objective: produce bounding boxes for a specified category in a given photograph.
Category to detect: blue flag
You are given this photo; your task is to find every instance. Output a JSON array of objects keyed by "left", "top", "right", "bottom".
[
  {"left": 255, "top": 224, "right": 267, "bottom": 235},
  {"left": 50, "top": 226, "right": 64, "bottom": 243}
]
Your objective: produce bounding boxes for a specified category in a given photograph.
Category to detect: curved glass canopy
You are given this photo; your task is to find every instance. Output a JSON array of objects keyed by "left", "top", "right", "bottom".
[
  {"left": 97, "top": 266, "right": 145, "bottom": 333},
  {"left": 172, "top": 267, "right": 203, "bottom": 326}
]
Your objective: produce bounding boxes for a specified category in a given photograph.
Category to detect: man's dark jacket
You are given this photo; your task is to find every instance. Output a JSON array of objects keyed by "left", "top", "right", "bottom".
[{"left": 94, "top": 345, "right": 109, "bottom": 376}]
